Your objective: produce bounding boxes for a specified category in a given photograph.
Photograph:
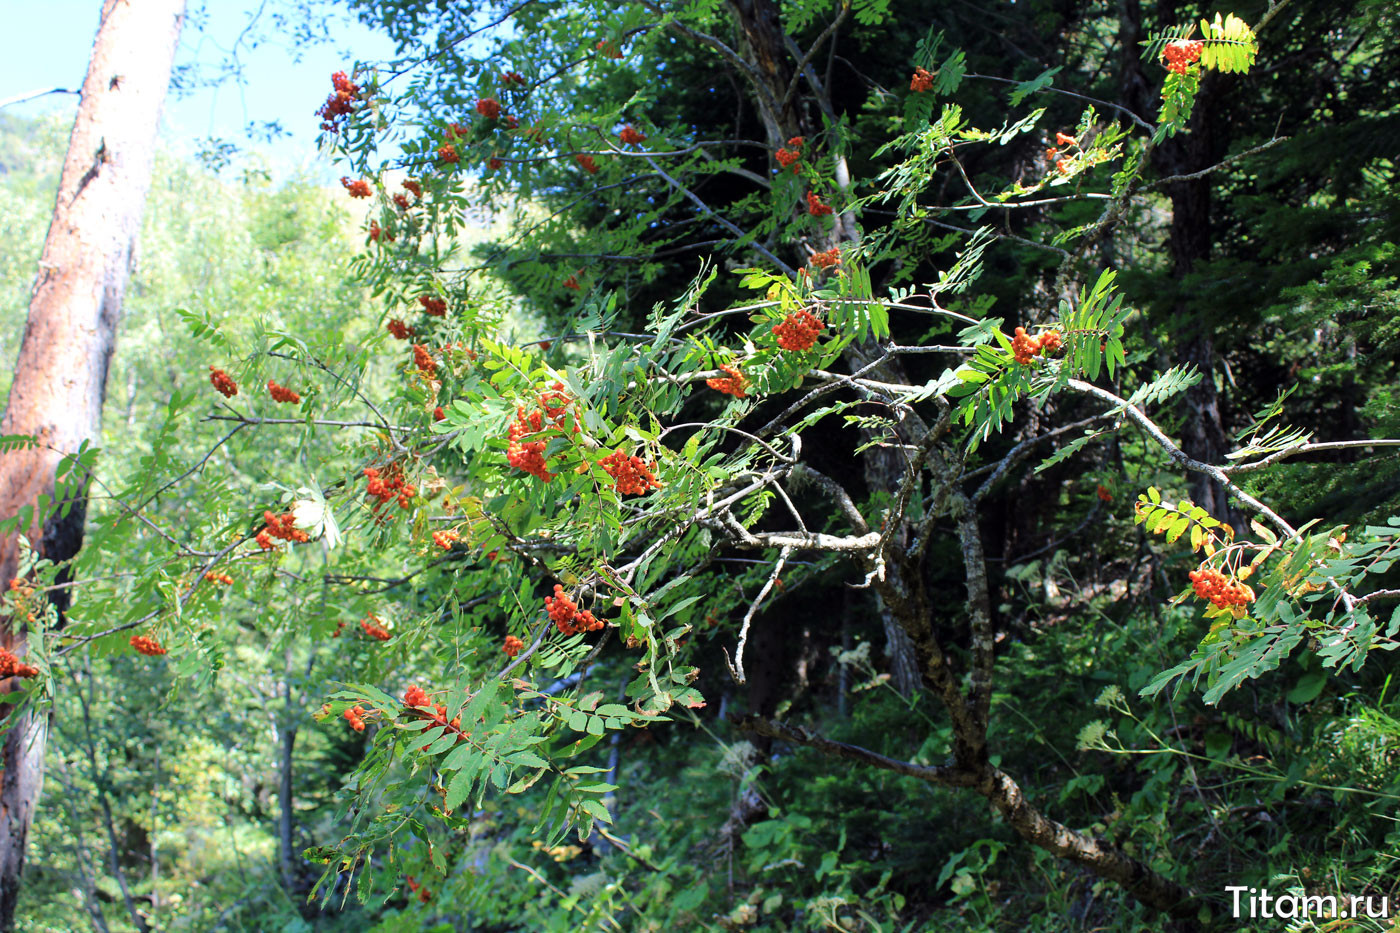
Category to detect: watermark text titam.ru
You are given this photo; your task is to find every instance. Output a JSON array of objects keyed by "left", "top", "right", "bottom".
[{"left": 1228, "top": 886, "right": 1390, "bottom": 922}]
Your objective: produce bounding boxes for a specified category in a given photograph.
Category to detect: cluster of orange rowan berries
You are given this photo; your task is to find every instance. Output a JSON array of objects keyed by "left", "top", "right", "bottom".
[
  {"left": 418, "top": 295, "right": 447, "bottom": 317},
  {"left": 545, "top": 585, "right": 604, "bottom": 636},
  {"left": 0, "top": 647, "right": 39, "bottom": 679},
  {"left": 437, "top": 143, "right": 459, "bottom": 164},
  {"left": 773, "top": 309, "right": 825, "bottom": 351},
  {"left": 563, "top": 274, "right": 581, "bottom": 291},
  {"left": 402, "top": 179, "right": 423, "bottom": 198},
  {"left": 403, "top": 684, "right": 431, "bottom": 707},
  {"left": 6, "top": 578, "right": 38, "bottom": 625},
  {"left": 487, "top": 156, "right": 504, "bottom": 172},
  {"left": 809, "top": 247, "right": 841, "bottom": 271},
  {"left": 619, "top": 125, "right": 646, "bottom": 146},
  {"left": 576, "top": 154, "right": 600, "bottom": 174},
  {"left": 413, "top": 344, "right": 437, "bottom": 377},
  {"left": 343, "top": 705, "right": 368, "bottom": 731},
  {"left": 209, "top": 366, "right": 238, "bottom": 397},
  {"left": 506, "top": 384, "right": 578, "bottom": 482},
  {"left": 600, "top": 448, "right": 661, "bottom": 495},
  {"left": 360, "top": 613, "right": 392, "bottom": 640},
  {"left": 130, "top": 634, "right": 166, "bottom": 656},
  {"left": 257, "top": 510, "right": 309, "bottom": 551},
  {"left": 500, "top": 70, "right": 526, "bottom": 86},
  {"left": 317, "top": 70, "right": 360, "bottom": 131},
  {"left": 806, "top": 190, "right": 833, "bottom": 216},
  {"left": 776, "top": 136, "right": 805, "bottom": 171},
  {"left": 432, "top": 530, "right": 459, "bottom": 550},
  {"left": 476, "top": 97, "right": 502, "bottom": 120},
  {"left": 364, "top": 466, "right": 416, "bottom": 510},
  {"left": 1044, "top": 132, "right": 1079, "bottom": 174},
  {"left": 204, "top": 571, "right": 234, "bottom": 585},
  {"left": 1162, "top": 38, "right": 1205, "bottom": 75},
  {"left": 267, "top": 380, "right": 300, "bottom": 404},
  {"left": 331, "top": 619, "right": 347, "bottom": 638},
  {"left": 1011, "top": 326, "right": 1063, "bottom": 365},
  {"left": 433, "top": 406, "right": 446, "bottom": 422},
  {"left": 706, "top": 363, "right": 749, "bottom": 398},
  {"left": 1096, "top": 484, "right": 1113, "bottom": 502},
  {"left": 503, "top": 634, "right": 524, "bottom": 657},
  {"left": 1188, "top": 567, "right": 1255, "bottom": 609},
  {"left": 387, "top": 319, "right": 414, "bottom": 340},
  {"left": 910, "top": 67, "right": 935, "bottom": 92},
  {"left": 369, "top": 220, "right": 394, "bottom": 243},
  {"left": 405, "top": 876, "right": 432, "bottom": 903},
  {"left": 341, "top": 176, "right": 372, "bottom": 198}
]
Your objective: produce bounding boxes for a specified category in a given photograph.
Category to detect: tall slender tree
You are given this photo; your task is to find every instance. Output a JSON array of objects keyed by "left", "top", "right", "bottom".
[{"left": 0, "top": 0, "right": 185, "bottom": 924}]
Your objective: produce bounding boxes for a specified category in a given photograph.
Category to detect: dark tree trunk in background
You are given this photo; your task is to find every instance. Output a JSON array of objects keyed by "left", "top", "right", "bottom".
[
  {"left": 1120, "top": 0, "right": 1236, "bottom": 523},
  {"left": 0, "top": 0, "right": 185, "bottom": 925}
]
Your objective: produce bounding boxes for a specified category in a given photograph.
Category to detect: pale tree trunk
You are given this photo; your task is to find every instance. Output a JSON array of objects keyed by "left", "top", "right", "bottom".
[{"left": 0, "top": 1, "right": 185, "bottom": 926}]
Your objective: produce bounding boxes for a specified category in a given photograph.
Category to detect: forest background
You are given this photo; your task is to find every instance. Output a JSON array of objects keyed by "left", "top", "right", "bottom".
[{"left": 0, "top": 0, "right": 1398, "bottom": 931}]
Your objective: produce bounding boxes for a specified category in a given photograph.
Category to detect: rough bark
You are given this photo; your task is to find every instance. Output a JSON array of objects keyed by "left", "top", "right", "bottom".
[{"left": 0, "top": 1, "right": 185, "bottom": 925}]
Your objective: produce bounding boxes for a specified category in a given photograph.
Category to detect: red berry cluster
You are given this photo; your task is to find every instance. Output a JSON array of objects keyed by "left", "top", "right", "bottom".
[
  {"left": 267, "top": 380, "right": 300, "bottom": 404},
  {"left": 437, "top": 143, "right": 459, "bottom": 164},
  {"left": 0, "top": 647, "right": 39, "bottom": 679},
  {"left": 910, "top": 67, "right": 935, "bottom": 92},
  {"left": 488, "top": 157, "right": 503, "bottom": 172},
  {"left": 545, "top": 585, "right": 604, "bottom": 636},
  {"left": 1162, "top": 39, "right": 1204, "bottom": 75},
  {"left": 403, "top": 684, "right": 431, "bottom": 707},
  {"left": 1188, "top": 567, "right": 1255, "bottom": 609},
  {"left": 130, "top": 634, "right": 166, "bottom": 656},
  {"left": 405, "top": 876, "right": 432, "bottom": 903},
  {"left": 364, "top": 466, "right": 416, "bottom": 510},
  {"left": 343, "top": 705, "right": 368, "bottom": 731},
  {"left": 432, "top": 530, "right": 459, "bottom": 550},
  {"left": 576, "top": 154, "right": 599, "bottom": 174},
  {"left": 360, "top": 613, "right": 392, "bottom": 640},
  {"left": 706, "top": 363, "right": 749, "bottom": 398},
  {"left": 209, "top": 366, "right": 238, "bottom": 397},
  {"left": 413, "top": 344, "right": 437, "bottom": 377},
  {"left": 563, "top": 274, "right": 581, "bottom": 291},
  {"left": 387, "top": 319, "right": 414, "bottom": 340},
  {"left": 506, "top": 384, "right": 578, "bottom": 482},
  {"left": 599, "top": 448, "right": 661, "bottom": 495},
  {"left": 204, "top": 571, "right": 234, "bottom": 585},
  {"left": 619, "top": 125, "right": 646, "bottom": 146},
  {"left": 809, "top": 247, "right": 840, "bottom": 270},
  {"left": 369, "top": 220, "right": 395, "bottom": 243},
  {"left": 257, "top": 510, "right": 309, "bottom": 550},
  {"left": 503, "top": 635, "right": 524, "bottom": 658},
  {"left": 433, "top": 406, "right": 446, "bottom": 422},
  {"left": 418, "top": 294, "right": 447, "bottom": 317},
  {"left": 1011, "top": 327, "right": 1063, "bottom": 365},
  {"left": 402, "top": 179, "right": 423, "bottom": 199},
  {"left": 476, "top": 97, "right": 502, "bottom": 120},
  {"left": 500, "top": 70, "right": 526, "bottom": 86},
  {"left": 773, "top": 309, "right": 825, "bottom": 351},
  {"left": 806, "top": 191, "right": 833, "bottom": 216},
  {"left": 775, "top": 136, "right": 803, "bottom": 171},
  {"left": 1045, "top": 132, "right": 1079, "bottom": 174},
  {"left": 341, "top": 177, "right": 372, "bottom": 198},
  {"left": 1096, "top": 484, "right": 1113, "bottom": 502},
  {"left": 317, "top": 71, "right": 360, "bottom": 132},
  {"left": 331, "top": 620, "right": 347, "bottom": 638}
]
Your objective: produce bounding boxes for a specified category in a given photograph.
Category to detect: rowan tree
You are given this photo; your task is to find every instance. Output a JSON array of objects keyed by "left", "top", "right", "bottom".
[{"left": 6, "top": 1, "right": 1400, "bottom": 931}]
